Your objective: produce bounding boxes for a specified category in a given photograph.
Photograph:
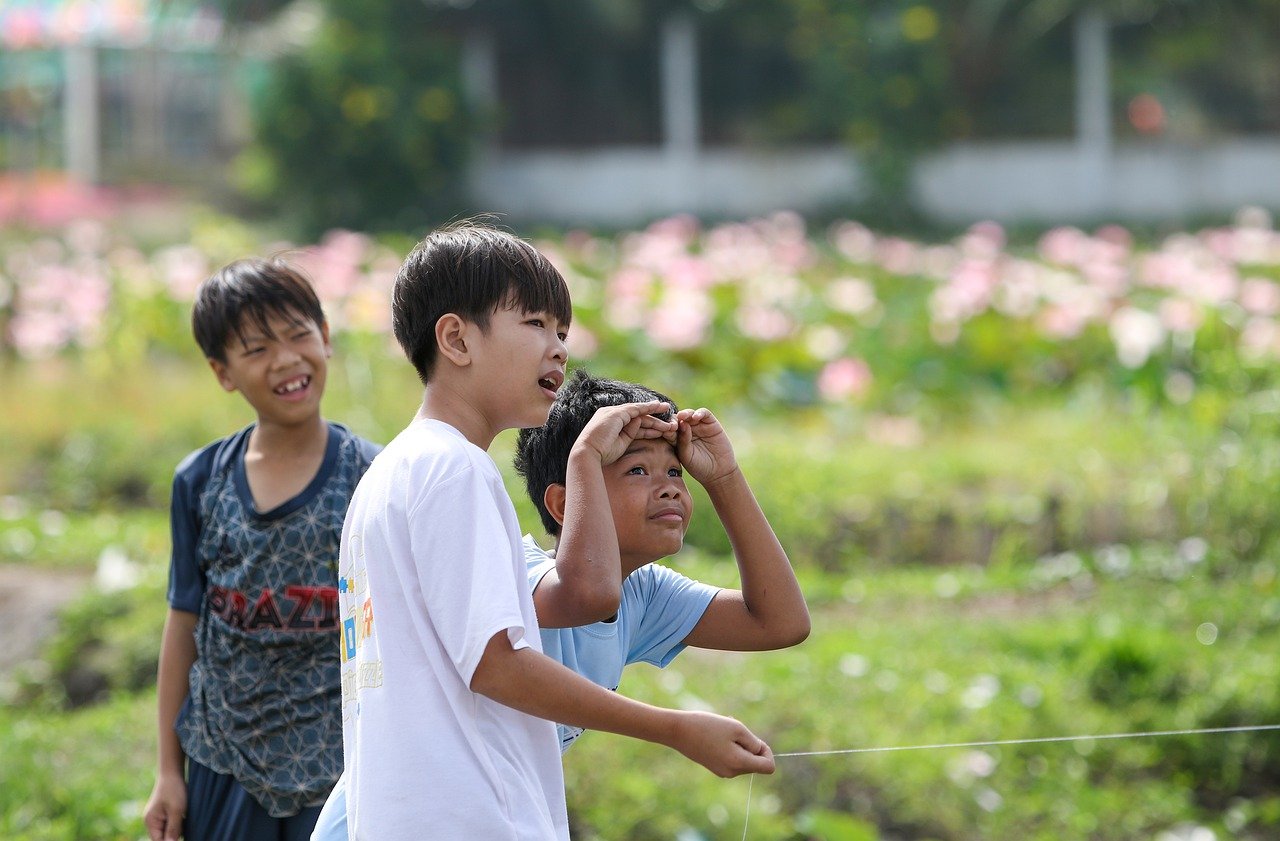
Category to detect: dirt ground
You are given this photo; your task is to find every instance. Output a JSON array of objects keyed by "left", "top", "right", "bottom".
[{"left": 0, "top": 565, "right": 92, "bottom": 675}]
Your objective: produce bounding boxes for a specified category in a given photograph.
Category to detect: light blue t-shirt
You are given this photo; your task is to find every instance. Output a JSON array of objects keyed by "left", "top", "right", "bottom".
[{"left": 311, "top": 535, "right": 718, "bottom": 841}]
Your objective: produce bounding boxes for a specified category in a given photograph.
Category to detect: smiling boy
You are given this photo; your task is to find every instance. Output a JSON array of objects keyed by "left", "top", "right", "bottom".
[
  {"left": 144, "top": 259, "right": 380, "bottom": 841},
  {"left": 334, "top": 223, "right": 773, "bottom": 841}
]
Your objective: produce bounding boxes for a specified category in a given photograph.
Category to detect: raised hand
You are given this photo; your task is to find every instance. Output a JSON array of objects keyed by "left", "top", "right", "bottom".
[
  {"left": 573, "top": 400, "right": 677, "bottom": 467},
  {"left": 676, "top": 407, "right": 738, "bottom": 486}
]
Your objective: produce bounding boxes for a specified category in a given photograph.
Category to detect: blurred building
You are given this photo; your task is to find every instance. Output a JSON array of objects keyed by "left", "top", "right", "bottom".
[
  {"left": 5, "top": 1, "right": 1280, "bottom": 226},
  {"left": 0, "top": 0, "right": 237, "bottom": 187}
]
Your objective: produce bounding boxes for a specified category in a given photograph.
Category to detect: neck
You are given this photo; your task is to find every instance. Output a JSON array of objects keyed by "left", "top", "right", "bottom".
[
  {"left": 416, "top": 385, "right": 497, "bottom": 450},
  {"left": 248, "top": 414, "right": 328, "bottom": 457}
]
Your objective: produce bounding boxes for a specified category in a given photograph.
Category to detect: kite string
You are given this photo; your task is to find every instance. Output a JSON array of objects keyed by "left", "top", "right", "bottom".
[{"left": 739, "top": 723, "right": 1280, "bottom": 838}]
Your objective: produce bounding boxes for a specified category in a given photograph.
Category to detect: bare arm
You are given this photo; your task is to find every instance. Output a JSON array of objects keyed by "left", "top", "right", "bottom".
[
  {"left": 143, "top": 608, "right": 198, "bottom": 841},
  {"left": 470, "top": 631, "right": 774, "bottom": 778},
  {"left": 533, "top": 401, "right": 675, "bottom": 628},
  {"left": 675, "top": 408, "right": 811, "bottom": 651}
]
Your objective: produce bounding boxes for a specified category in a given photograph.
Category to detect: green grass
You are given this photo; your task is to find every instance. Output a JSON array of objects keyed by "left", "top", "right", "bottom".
[
  {"left": 5, "top": 358, "right": 1280, "bottom": 839},
  {"left": 4, "top": 545, "right": 1277, "bottom": 839},
  {"left": 559, "top": 554, "right": 1280, "bottom": 840}
]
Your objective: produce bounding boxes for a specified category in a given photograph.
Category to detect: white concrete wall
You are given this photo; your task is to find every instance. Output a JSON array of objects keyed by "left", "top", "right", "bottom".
[
  {"left": 468, "top": 147, "right": 864, "bottom": 226},
  {"left": 468, "top": 140, "right": 1280, "bottom": 226}
]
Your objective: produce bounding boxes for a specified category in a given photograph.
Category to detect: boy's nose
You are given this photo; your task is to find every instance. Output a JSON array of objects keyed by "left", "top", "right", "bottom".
[{"left": 271, "top": 345, "right": 303, "bottom": 367}]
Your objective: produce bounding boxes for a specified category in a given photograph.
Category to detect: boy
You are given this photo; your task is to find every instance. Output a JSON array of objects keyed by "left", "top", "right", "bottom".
[
  {"left": 518, "top": 369, "right": 811, "bottom": 751},
  {"left": 311, "top": 368, "right": 808, "bottom": 841},
  {"left": 143, "top": 258, "right": 381, "bottom": 841},
  {"left": 335, "top": 223, "right": 774, "bottom": 841}
]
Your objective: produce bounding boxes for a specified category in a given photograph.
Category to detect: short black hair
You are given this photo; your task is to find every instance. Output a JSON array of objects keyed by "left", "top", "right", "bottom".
[
  {"left": 192, "top": 258, "right": 326, "bottom": 362},
  {"left": 393, "top": 221, "right": 573, "bottom": 384},
  {"left": 515, "top": 369, "right": 678, "bottom": 536}
]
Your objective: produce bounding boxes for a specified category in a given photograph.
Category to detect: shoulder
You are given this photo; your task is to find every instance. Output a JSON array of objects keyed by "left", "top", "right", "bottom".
[
  {"left": 328, "top": 421, "right": 383, "bottom": 465},
  {"left": 173, "top": 427, "right": 250, "bottom": 492},
  {"left": 374, "top": 421, "right": 500, "bottom": 501},
  {"left": 622, "top": 562, "right": 718, "bottom": 606},
  {"left": 523, "top": 535, "right": 555, "bottom": 584}
]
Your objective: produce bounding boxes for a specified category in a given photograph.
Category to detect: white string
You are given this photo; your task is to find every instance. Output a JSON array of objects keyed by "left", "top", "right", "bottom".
[
  {"left": 738, "top": 723, "right": 1280, "bottom": 839},
  {"left": 740, "top": 773, "right": 755, "bottom": 841},
  {"left": 774, "top": 723, "right": 1280, "bottom": 758}
]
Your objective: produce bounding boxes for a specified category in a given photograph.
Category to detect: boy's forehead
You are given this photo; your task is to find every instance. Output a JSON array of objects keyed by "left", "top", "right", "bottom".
[
  {"left": 232, "top": 308, "right": 312, "bottom": 341},
  {"left": 503, "top": 301, "right": 569, "bottom": 324},
  {"left": 622, "top": 436, "right": 678, "bottom": 458}
]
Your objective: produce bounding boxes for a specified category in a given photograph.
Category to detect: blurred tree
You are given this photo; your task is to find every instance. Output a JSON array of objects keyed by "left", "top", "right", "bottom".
[{"left": 229, "top": 0, "right": 472, "bottom": 236}]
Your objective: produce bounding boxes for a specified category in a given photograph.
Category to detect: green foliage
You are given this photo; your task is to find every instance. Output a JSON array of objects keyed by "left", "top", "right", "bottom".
[
  {"left": 0, "top": 695, "right": 152, "bottom": 841},
  {"left": 240, "top": 0, "right": 471, "bottom": 236}
]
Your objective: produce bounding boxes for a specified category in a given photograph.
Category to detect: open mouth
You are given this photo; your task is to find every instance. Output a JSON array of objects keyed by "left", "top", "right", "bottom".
[
  {"left": 273, "top": 375, "right": 311, "bottom": 396},
  {"left": 538, "top": 372, "right": 563, "bottom": 395}
]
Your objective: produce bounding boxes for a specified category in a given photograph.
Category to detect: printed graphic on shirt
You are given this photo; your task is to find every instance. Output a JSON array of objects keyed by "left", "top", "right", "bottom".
[
  {"left": 338, "top": 530, "right": 382, "bottom": 722},
  {"left": 209, "top": 584, "right": 339, "bottom": 632}
]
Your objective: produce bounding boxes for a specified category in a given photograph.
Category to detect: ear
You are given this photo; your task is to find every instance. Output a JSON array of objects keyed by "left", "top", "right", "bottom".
[
  {"left": 208, "top": 358, "right": 237, "bottom": 393},
  {"left": 543, "top": 483, "right": 568, "bottom": 528},
  {"left": 435, "top": 313, "right": 471, "bottom": 368},
  {"left": 320, "top": 321, "right": 333, "bottom": 357}
]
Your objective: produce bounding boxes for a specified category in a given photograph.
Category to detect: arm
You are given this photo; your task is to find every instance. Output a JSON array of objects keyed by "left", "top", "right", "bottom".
[
  {"left": 470, "top": 631, "right": 774, "bottom": 778},
  {"left": 675, "top": 408, "right": 811, "bottom": 651},
  {"left": 143, "top": 608, "right": 198, "bottom": 841},
  {"left": 533, "top": 401, "right": 676, "bottom": 628}
]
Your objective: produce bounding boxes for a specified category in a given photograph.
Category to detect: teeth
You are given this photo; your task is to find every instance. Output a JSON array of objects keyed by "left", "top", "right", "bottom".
[{"left": 278, "top": 377, "right": 308, "bottom": 394}]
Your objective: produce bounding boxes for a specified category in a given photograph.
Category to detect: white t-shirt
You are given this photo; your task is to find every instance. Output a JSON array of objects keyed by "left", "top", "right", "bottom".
[{"left": 336, "top": 419, "right": 568, "bottom": 841}]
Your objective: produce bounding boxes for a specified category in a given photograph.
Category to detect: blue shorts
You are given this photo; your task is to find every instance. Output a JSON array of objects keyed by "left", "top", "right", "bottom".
[{"left": 184, "top": 758, "right": 324, "bottom": 841}]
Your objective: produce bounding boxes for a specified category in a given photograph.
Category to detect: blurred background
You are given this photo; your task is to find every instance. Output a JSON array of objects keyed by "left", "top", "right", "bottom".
[{"left": 3, "top": 1, "right": 1280, "bottom": 839}]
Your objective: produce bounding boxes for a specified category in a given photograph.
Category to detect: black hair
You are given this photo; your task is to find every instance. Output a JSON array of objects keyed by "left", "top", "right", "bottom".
[
  {"left": 191, "top": 258, "right": 326, "bottom": 362},
  {"left": 515, "top": 369, "right": 677, "bottom": 536},
  {"left": 392, "top": 221, "right": 573, "bottom": 384}
]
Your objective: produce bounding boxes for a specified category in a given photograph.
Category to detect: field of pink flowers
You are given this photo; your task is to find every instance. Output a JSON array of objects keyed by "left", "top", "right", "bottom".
[{"left": 5, "top": 208, "right": 1279, "bottom": 416}]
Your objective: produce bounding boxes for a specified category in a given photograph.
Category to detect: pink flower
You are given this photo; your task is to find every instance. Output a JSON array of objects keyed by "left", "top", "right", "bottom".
[
  {"left": 1109, "top": 307, "right": 1165, "bottom": 368},
  {"left": 829, "top": 221, "right": 876, "bottom": 263},
  {"left": 1241, "top": 317, "right": 1280, "bottom": 360},
  {"left": 826, "top": 277, "right": 877, "bottom": 316},
  {"left": 1038, "top": 227, "right": 1088, "bottom": 266},
  {"left": 565, "top": 325, "right": 598, "bottom": 359},
  {"left": 1038, "top": 304, "right": 1088, "bottom": 340},
  {"left": 959, "top": 221, "right": 1005, "bottom": 261},
  {"left": 1240, "top": 278, "right": 1280, "bottom": 316},
  {"left": 736, "top": 305, "right": 793, "bottom": 341},
  {"left": 647, "top": 292, "right": 710, "bottom": 350},
  {"left": 153, "top": 245, "right": 210, "bottom": 300},
  {"left": 817, "top": 357, "right": 872, "bottom": 401},
  {"left": 1158, "top": 298, "right": 1202, "bottom": 335}
]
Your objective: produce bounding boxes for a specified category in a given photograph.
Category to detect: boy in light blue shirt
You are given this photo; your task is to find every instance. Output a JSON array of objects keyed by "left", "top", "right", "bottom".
[{"left": 312, "top": 369, "right": 808, "bottom": 839}]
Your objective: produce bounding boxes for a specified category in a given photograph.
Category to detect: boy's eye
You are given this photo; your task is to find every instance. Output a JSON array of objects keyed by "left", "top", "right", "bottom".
[
  {"left": 558, "top": 332, "right": 568, "bottom": 342},
  {"left": 668, "top": 467, "right": 683, "bottom": 478},
  {"left": 527, "top": 318, "right": 545, "bottom": 328},
  {"left": 626, "top": 465, "right": 647, "bottom": 476}
]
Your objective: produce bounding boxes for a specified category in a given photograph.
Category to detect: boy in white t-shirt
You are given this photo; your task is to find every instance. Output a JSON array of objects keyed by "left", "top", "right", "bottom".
[
  {"left": 314, "top": 366, "right": 809, "bottom": 841},
  {"left": 333, "top": 223, "right": 774, "bottom": 841}
]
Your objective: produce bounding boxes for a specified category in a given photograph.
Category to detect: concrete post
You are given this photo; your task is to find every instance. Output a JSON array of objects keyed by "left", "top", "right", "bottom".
[
  {"left": 1074, "top": 7, "right": 1111, "bottom": 213},
  {"left": 660, "top": 11, "right": 699, "bottom": 209},
  {"left": 63, "top": 44, "right": 100, "bottom": 183},
  {"left": 461, "top": 29, "right": 498, "bottom": 157}
]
